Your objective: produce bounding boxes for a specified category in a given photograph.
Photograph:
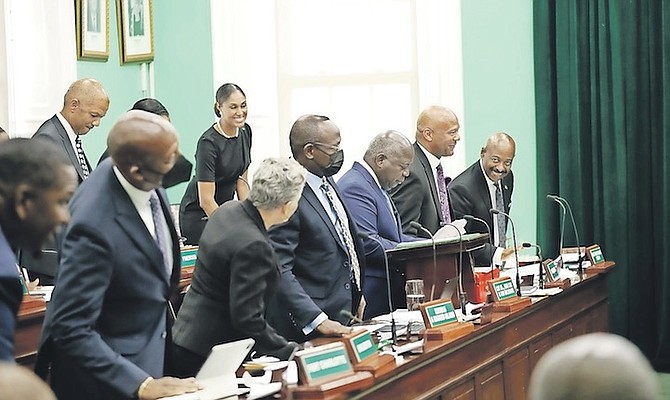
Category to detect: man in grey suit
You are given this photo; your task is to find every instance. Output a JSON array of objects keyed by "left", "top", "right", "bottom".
[
  {"left": 33, "top": 78, "right": 109, "bottom": 184},
  {"left": 390, "top": 106, "right": 461, "bottom": 236},
  {"left": 37, "top": 111, "right": 200, "bottom": 400},
  {"left": 267, "top": 115, "right": 366, "bottom": 342},
  {"left": 27, "top": 78, "right": 109, "bottom": 284}
]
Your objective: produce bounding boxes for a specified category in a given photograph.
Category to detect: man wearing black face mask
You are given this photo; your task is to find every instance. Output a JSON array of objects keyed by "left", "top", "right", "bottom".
[{"left": 267, "top": 115, "right": 366, "bottom": 342}]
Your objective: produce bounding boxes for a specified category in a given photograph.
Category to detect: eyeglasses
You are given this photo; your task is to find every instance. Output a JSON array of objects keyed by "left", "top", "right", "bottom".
[{"left": 306, "top": 142, "right": 341, "bottom": 154}]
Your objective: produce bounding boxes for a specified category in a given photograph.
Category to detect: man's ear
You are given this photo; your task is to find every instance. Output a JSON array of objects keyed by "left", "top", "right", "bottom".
[
  {"left": 421, "top": 127, "right": 433, "bottom": 142},
  {"left": 13, "top": 183, "right": 34, "bottom": 220},
  {"left": 375, "top": 154, "right": 386, "bottom": 168},
  {"left": 303, "top": 143, "right": 315, "bottom": 160}
]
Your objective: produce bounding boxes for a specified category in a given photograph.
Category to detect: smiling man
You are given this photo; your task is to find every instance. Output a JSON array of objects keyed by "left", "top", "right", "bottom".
[
  {"left": 338, "top": 130, "right": 418, "bottom": 318},
  {"left": 448, "top": 132, "right": 516, "bottom": 267}
]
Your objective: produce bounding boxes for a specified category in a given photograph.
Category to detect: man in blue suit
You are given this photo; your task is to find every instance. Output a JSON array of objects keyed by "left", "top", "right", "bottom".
[
  {"left": 268, "top": 115, "right": 366, "bottom": 341},
  {"left": 0, "top": 139, "right": 76, "bottom": 361},
  {"left": 37, "top": 111, "right": 200, "bottom": 400},
  {"left": 338, "top": 131, "right": 417, "bottom": 319}
]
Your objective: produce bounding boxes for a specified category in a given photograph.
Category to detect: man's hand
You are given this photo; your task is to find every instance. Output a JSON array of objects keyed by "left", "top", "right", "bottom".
[
  {"left": 138, "top": 376, "right": 201, "bottom": 400},
  {"left": 501, "top": 246, "right": 522, "bottom": 260},
  {"left": 316, "top": 319, "right": 353, "bottom": 336}
]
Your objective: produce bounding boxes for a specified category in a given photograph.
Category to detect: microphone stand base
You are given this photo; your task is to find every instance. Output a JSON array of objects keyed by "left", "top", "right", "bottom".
[
  {"left": 544, "top": 277, "right": 571, "bottom": 290},
  {"left": 423, "top": 322, "right": 474, "bottom": 343},
  {"left": 491, "top": 296, "right": 532, "bottom": 314}
]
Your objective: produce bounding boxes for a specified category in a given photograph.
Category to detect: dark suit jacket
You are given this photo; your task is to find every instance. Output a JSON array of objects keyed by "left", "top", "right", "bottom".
[
  {"left": 33, "top": 115, "right": 90, "bottom": 184},
  {"left": 390, "top": 142, "right": 453, "bottom": 236},
  {"left": 448, "top": 160, "right": 514, "bottom": 266},
  {"left": 172, "top": 200, "right": 295, "bottom": 361},
  {"left": 267, "top": 176, "right": 366, "bottom": 342},
  {"left": 37, "top": 159, "right": 181, "bottom": 400},
  {"left": 338, "top": 162, "right": 416, "bottom": 318},
  {"left": 0, "top": 230, "right": 22, "bottom": 362}
]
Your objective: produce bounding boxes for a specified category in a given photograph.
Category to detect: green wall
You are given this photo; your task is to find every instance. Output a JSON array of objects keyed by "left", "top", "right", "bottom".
[
  {"left": 461, "top": 1, "right": 537, "bottom": 245},
  {"left": 76, "top": 1, "right": 213, "bottom": 203}
]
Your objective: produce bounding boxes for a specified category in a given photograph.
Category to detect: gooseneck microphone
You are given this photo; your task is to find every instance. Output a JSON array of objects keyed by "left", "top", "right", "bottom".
[
  {"left": 522, "top": 242, "right": 544, "bottom": 289},
  {"left": 546, "top": 195, "right": 566, "bottom": 258},
  {"left": 440, "top": 223, "right": 467, "bottom": 315},
  {"left": 356, "top": 232, "right": 397, "bottom": 346},
  {"left": 548, "top": 194, "right": 583, "bottom": 275},
  {"left": 340, "top": 309, "right": 363, "bottom": 324},
  {"left": 409, "top": 221, "right": 437, "bottom": 301},
  {"left": 463, "top": 215, "right": 495, "bottom": 281},
  {"left": 490, "top": 209, "right": 521, "bottom": 296}
]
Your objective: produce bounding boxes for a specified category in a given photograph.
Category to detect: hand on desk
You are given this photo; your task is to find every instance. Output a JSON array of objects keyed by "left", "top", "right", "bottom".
[
  {"left": 317, "top": 319, "right": 353, "bottom": 336},
  {"left": 139, "top": 376, "right": 201, "bottom": 400},
  {"left": 501, "top": 246, "right": 523, "bottom": 260}
]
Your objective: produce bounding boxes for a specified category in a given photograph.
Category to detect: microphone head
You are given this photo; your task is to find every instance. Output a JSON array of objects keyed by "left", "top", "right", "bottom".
[
  {"left": 489, "top": 208, "right": 500, "bottom": 215},
  {"left": 409, "top": 221, "right": 423, "bottom": 231},
  {"left": 522, "top": 242, "right": 531, "bottom": 248},
  {"left": 356, "top": 232, "right": 369, "bottom": 240}
]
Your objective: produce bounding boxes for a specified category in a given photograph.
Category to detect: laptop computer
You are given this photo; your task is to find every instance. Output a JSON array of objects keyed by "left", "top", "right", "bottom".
[{"left": 162, "top": 338, "right": 255, "bottom": 400}]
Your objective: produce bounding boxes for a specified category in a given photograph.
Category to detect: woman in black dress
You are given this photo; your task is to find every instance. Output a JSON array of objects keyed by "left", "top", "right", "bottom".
[{"left": 179, "top": 83, "right": 252, "bottom": 245}]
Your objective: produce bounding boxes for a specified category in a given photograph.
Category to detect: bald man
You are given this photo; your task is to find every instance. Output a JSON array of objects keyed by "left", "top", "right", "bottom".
[
  {"left": 27, "top": 78, "right": 110, "bottom": 284},
  {"left": 33, "top": 78, "right": 109, "bottom": 184},
  {"left": 528, "top": 333, "right": 662, "bottom": 400},
  {"left": 338, "top": 130, "right": 418, "bottom": 318},
  {"left": 37, "top": 111, "right": 200, "bottom": 400},
  {"left": 448, "top": 133, "right": 516, "bottom": 267},
  {"left": 0, "top": 363, "right": 56, "bottom": 400},
  {"left": 390, "top": 106, "right": 461, "bottom": 236}
]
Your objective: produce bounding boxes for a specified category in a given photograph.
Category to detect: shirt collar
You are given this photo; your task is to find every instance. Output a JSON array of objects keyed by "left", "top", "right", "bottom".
[
  {"left": 416, "top": 142, "right": 443, "bottom": 171},
  {"left": 56, "top": 112, "right": 78, "bottom": 148},
  {"left": 112, "top": 165, "right": 153, "bottom": 209},
  {"left": 359, "top": 160, "right": 384, "bottom": 191},
  {"left": 479, "top": 159, "right": 499, "bottom": 188}
]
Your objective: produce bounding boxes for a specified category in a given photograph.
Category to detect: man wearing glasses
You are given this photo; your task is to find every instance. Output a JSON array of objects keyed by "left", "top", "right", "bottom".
[
  {"left": 268, "top": 114, "right": 366, "bottom": 341},
  {"left": 390, "top": 106, "right": 461, "bottom": 237}
]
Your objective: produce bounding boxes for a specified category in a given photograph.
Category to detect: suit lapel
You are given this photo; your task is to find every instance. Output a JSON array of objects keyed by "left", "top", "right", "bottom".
[
  {"left": 302, "top": 184, "right": 347, "bottom": 253},
  {"left": 354, "top": 162, "right": 400, "bottom": 234},
  {"left": 108, "top": 169, "right": 170, "bottom": 282},
  {"left": 52, "top": 116, "right": 86, "bottom": 181},
  {"left": 414, "top": 144, "right": 442, "bottom": 222}
]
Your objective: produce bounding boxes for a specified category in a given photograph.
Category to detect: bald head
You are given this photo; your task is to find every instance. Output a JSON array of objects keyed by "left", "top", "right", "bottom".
[
  {"left": 60, "top": 78, "right": 109, "bottom": 135},
  {"left": 108, "top": 110, "right": 180, "bottom": 191},
  {"left": 289, "top": 115, "right": 335, "bottom": 157},
  {"left": 0, "top": 363, "right": 56, "bottom": 400},
  {"left": 529, "top": 333, "right": 661, "bottom": 400},
  {"left": 415, "top": 106, "right": 460, "bottom": 158},
  {"left": 364, "top": 130, "right": 414, "bottom": 190}
]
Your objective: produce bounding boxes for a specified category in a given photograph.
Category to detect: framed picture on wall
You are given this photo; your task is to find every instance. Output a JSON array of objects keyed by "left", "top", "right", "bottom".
[
  {"left": 76, "top": 0, "right": 110, "bottom": 60},
  {"left": 116, "top": 0, "right": 154, "bottom": 63}
]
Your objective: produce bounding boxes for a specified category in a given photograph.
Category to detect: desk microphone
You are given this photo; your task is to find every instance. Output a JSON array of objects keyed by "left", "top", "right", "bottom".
[
  {"left": 546, "top": 195, "right": 567, "bottom": 260},
  {"left": 548, "top": 194, "right": 583, "bottom": 275},
  {"left": 409, "top": 221, "right": 437, "bottom": 301},
  {"left": 463, "top": 215, "right": 495, "bottom": 281},
  {"left": 490, "top": 209, "right": 521, "bottom": 296},
  {"left": 356, "top": 232, "right": 396, "bottom": 346},
  {"left": 522, "top": 242, "right": 544, "bottom": 289},
  {"left": 440, "top": 223, "right": 467, "bottom": 315},
  {"left": 340, "top": 309, "right": 363, "bottom": 324}
]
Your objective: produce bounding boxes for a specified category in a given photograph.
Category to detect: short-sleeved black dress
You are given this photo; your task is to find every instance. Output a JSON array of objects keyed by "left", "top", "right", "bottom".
[{"left": 179, "top": 124, "right": 252, "bottom": 244}]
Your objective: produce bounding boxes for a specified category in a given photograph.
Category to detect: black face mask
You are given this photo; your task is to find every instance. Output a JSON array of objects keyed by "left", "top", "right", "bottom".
[{"left": 321, "top": 149, "right": 344, "bottom": 177}]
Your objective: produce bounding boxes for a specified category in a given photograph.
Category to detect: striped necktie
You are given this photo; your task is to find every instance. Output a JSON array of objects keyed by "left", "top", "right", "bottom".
[
  {"left": 436, "top": 163, "right": 451, "bottom": 224},
  {"left": 150, "top": 191, "right": 171, "bottom": 276},
  {"left": 495, "top": 182, "right": 507, "bottom": 247},
  {"left": 75, "top": 136, "right": 90, "bottom": 179}
]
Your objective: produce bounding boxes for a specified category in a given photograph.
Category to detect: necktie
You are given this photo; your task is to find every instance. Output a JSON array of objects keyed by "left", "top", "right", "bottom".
[
  {"left": 320, "top": 178, "right": 361, "bottom": 289},
  {"left": 436, "top": 164, "right": 451, "bottom": 224},
  {"left": 495, "top": 183, "right": 507, "bottom": 247},
  {"left": 75, "top": 136, "right": 90, "bottom": 179},
  {"left": 150, "top": 191, "right": 171, "bottom": 276}
]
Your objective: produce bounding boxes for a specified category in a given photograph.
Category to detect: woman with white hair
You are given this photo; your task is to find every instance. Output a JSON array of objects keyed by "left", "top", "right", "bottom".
[{"left": 172, "top": 158, "right": 305, "bottom": 378}]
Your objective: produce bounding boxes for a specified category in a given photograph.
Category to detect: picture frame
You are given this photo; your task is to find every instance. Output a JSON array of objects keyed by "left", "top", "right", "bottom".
[
  {"left": 116, "top": 0, "right": 154, "bottom": 63},
  {"left": 76, "top": 0, "right": 110, "bottom": 60}
]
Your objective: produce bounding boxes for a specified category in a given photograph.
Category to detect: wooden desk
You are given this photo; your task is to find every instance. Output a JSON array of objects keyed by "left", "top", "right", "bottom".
[{"left": 284, "top": 270, "right": 611, "bottom": 400}]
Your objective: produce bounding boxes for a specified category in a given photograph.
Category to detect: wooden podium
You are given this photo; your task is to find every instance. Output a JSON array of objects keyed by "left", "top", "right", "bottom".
[{"left": 387, "top": 233, "right": 489, "bottom": 304}]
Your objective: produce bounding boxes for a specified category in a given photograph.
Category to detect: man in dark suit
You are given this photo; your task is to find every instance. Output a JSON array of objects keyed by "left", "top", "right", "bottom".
[
  {"left": 448, "top": 132, "right": 516, "bottom": 267},
  {"left": 37, "top": 111, "right": 199, "bottom": 400},
  {"left": 338, "top": 130, "right": 417, "bottom": 319},
  {"left": 26, "top": 78, "right": 109, "bottom": 284},
  {"left": 0, "top": 139, "right": 76, "bottom": 361},
  {"left": 267, "top": 115, "right": 366, "bottom": 342},
  {"left": 390, "top": 106, "right": 461, "bottom": 236}
]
